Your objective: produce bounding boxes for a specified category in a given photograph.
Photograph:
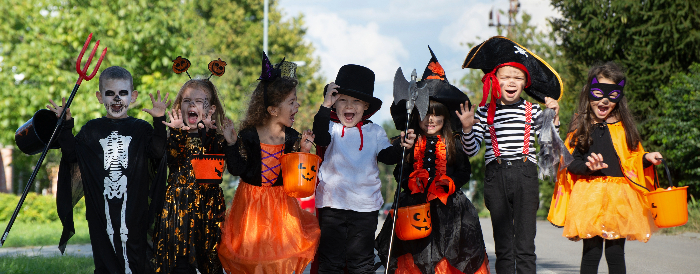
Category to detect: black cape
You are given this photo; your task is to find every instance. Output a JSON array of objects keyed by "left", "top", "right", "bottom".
[{"left": 56, "top": 116, "right": 167, "bottom": 274}]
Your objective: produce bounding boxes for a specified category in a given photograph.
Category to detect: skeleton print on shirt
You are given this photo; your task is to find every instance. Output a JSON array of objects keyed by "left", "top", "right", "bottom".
[{"left": 99, "top": 131, "right": 133, "bottom": 274}]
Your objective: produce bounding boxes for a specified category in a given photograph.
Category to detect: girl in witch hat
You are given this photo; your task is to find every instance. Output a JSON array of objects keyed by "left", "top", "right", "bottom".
[
  {"left": 375, "top": 47, "right": 490, "bottom": 274},
  {"left": 153, "top": 58, "right": 232, "bottom": 274},
  {"left": 457, "top": 36, "right": 562, "bottom": 274},
  {"left": 548, "top": 62, "right": 661, "bottom": 274},
  {"left": 216, "top": 52, "right": 320, "bottom": 273}
]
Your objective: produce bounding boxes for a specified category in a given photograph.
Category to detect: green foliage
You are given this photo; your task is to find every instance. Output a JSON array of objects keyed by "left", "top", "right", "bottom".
[
  {"left": 0, "top": 192, "right": 85, "bottom": 223},
  {"left": 0, "top": 219, "right": 91, "bottom": 247},
  {"left": 550, "top": 0, "right": 700, "bottom": 152},
  {"left": 649, "top": 63, "right": 700, "bottom": 197},
  {"left": 0, "top": 255, "right": 94, "bottom": 273}
]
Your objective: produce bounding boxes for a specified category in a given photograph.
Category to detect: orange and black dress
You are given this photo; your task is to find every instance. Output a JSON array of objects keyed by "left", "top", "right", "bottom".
[
  {"left": 153, "top": 128, "right": 226, "bottom": 273},
  {"left": 218, "top": 127, "right": 320, "bottom": 273},
  {"left": 376, "top": 134, "right": 489, "bottom": 274}
]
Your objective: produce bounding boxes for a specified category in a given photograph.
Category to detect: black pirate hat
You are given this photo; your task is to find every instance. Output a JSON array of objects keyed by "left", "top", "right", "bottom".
[
  {"left": 391, "top": 46, "right": 471, "bottom": 131},
  {"left": 324, "top": 64, "right": 382, "bottom": 119}
]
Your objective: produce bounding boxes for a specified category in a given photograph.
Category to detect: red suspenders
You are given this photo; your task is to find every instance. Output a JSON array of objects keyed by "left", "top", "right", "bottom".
[{"left": 488, "top": 101, "right": 532, "bottom": 164}]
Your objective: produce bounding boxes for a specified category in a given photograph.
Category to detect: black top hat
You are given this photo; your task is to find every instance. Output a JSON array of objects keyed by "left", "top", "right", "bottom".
[
  {"left": 462, "top": 36, "right": 563, "bottom": 103},
  {"left": 324, "top": 64, "right": 382, "bottom": 119},
  {"left": 391, "top": 46, "right": 471, "bottom": 131}
]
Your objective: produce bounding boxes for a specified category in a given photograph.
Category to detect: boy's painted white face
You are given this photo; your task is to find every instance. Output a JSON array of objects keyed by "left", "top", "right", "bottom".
[
  {"left": 589, "top": 77, "right": 617, "bottom": 121},
  {"left": 496, "top": 66, "right": 527, "bottom": 105},
  {"left": 419, "top": 114, "right": 444, "bottom": 137},
  {"left": 180, "top": 87, "right": 214, "bottom": 131},
  {"left": 333, "top": 94, "right": 369, "bottom": 128},
  {"left": 97, "top": 79, "right": 136, "bottom": 119}
]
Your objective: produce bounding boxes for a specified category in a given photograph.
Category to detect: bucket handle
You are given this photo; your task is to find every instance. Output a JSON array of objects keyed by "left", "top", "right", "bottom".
[{"left": 659, "top": 158, "right": 674, "bottom": 188}]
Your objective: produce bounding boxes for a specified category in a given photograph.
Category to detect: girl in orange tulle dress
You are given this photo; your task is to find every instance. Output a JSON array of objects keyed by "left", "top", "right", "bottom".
[
  {"left": 218, "top": 52, "right": 320, "bottom": 273},
  {"left": 549, "top": 62, "right": 663, "bottom": 274}
]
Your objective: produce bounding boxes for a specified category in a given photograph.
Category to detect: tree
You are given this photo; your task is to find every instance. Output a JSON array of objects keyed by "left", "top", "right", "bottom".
[{"left": 0, "top": 0, "right": 325, "bottom": 194}]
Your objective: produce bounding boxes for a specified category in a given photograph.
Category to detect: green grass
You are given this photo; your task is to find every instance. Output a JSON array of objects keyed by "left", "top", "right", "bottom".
[
  {"left": 0, "top": 255, "right": 94, "bottom": 274},
  {"left": 0, "top": 219, "right": 90, "bottom": 248}
]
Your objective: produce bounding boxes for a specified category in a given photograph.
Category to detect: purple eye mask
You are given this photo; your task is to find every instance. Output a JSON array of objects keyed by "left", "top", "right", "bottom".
[{"left": 589, "top": 77, "right": 625, "bottom": 103}]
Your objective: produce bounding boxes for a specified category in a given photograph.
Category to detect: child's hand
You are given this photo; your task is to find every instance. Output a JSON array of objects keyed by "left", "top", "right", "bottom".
[
  {"left": 47, "top": 97, "right": 72, "bottom": 121},
  {"left": 142, "top": 90, "right": 171, "bottom": 118},
  {"left": 223, "top": 118, "right": 237, "bottom": 145},
  {"left": 585, "top": 153, "right": 608, "bottom": 171},
  {"left": 322, "top": 82, "right": 341, "bottom": 108},
  {"left": 201, "top": 108, "right": 217, "bottom": 131},
  {"left": 301, "top": 130, "right": 315, "bottom": 153},
  {"left": 544, "top": 97, "right": 560, "bottom": 125},
  {"left": 163, "top": 108, "right": 190, "bottom": 130},
  {"left": 455, "top": 101, "right": 479, "bottom": 133},
  {"left": 645, "top": 152, "right": 663, "bottom": 165},
  {"left": 400, "top": 129, "right": 416, "bottom": 149}
]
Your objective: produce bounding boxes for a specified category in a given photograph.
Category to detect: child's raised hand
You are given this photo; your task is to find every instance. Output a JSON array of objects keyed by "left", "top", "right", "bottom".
[
  {"left": 544, "top": 97, "right": 560, "bottom": 125},
  {"left": 322, "top": 82, "right": 341, "bottom": 108},
  {"left": 201, "top": 108, "right": 217, "bottom": 130},
  {"left": 301, "top": 130, "right": 315, "bottom": 153},
  {"left": 585, "top": 153, "right": 608, "bottom": 171},
  {"left": 47, "top": 97, "right": 72, "bottom": 121},
  {"left": 143, "top": 90, "right": 171, "bottom": 117},
  {"left": 163, "top": 108, "right": 190, "bottom": 130},
  {"left": 455, "top": 101, "right": 479, "bottom": 133},
  {"left": 223, "top": 118, "right": 237, "bottom": 145},
  {"left": 400, "top": 129, "right": 417, "bottom": 149},
  {"left": 644, "top": 152, "right": 663, "bottom": 165}
]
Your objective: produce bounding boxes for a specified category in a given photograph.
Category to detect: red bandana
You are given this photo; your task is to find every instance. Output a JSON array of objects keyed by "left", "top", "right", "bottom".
[{"left": 408, "top": 136, "right": 455, "bottom": 205}]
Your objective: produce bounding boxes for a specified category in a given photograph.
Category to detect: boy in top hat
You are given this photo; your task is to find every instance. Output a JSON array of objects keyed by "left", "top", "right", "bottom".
[
  {"left": 456, "top": 36, "right": 562, "bottom": 274},
  {"left": 312, "top": 64, "right": 416, "bottom": 273}
]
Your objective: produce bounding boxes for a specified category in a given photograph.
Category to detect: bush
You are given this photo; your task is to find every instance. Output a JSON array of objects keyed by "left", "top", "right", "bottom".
[{"left": 0, "top": 193, "right": 85, "bottom": 223}]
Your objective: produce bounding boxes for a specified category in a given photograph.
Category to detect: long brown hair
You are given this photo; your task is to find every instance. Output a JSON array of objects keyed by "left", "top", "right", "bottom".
[
  {"left": 412, "top": 100, "right": 456, "bottom": 165},
  {"left": 239, "top": 77, "right": 299, "bottom": 131},
  {"left": 172, "top": 79, "right": 226, "bottom": 132},
  {"left": 568, "top": 61, "right": 641, "bottom": 152}
]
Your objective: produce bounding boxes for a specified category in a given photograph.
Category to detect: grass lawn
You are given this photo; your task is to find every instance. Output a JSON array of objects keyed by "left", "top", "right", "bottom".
[
  {"left": 0, "top": 255, "right": 94, "bottom": 274},
  {"left": 0, "top": 219, "right": 90, "bottom": 248}
]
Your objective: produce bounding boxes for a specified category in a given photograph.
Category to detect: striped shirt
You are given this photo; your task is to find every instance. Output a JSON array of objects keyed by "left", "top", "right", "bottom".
[{"left": 461, "top": 99, "right": 558, "bottom": 165}]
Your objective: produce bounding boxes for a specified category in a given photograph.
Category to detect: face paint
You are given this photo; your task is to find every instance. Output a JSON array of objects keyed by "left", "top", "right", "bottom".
[
  {"left": 589, "top": 77, "right": 625, "bottom": 103},
  {"left": 100, "top": 79, "right": 134, "bottom": 119}
]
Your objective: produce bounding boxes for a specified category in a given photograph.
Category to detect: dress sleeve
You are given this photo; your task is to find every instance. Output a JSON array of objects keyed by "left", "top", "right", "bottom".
[
  {"left": 568, "top": 148, "right": 592, "bottom": 175},
  {"left": 377, "top": 128, "right": 402, "bottom": 165},
  {"left": 224, "top": 137, "right": 249, "bottom": 176},
  {"left": 57, "top": 119, "right": 77, "bottom": 163},
  {"left": 148, "top": 116, "right": 167, "bottom": 159}
]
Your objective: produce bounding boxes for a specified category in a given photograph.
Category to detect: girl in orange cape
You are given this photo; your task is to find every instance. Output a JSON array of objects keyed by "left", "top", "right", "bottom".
[{"left": 548, "top": 62, "right": 662, "bottom": 273}]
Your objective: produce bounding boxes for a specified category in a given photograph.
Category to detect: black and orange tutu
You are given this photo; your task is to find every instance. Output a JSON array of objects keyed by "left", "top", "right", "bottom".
[
  {"left": 217, "top": 181, "right": 321, "bottom": 273},
  {"left": 563, "top": 176, "right": 657, "bottom": 242}
]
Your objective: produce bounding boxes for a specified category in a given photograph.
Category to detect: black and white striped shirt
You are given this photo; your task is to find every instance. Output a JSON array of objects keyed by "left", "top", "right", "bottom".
[{"left": 461, "top": 99, "right": 557, "bottom": 165}]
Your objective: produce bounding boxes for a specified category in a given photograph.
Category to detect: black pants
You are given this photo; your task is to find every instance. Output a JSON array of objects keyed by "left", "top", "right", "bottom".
[
  {"left": 317, "top": 207, "right": 378, "bottom": 274},
  {"left": 581, "top": 236, "right": 626, "bottom": 274},
  {"left": 484, "top": 160, "right": 539, "bottom": 274}
]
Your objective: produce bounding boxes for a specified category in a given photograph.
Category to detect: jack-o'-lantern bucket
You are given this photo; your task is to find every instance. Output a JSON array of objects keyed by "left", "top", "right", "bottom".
[
  {"left": 645, "top": 159, "right": 689, "bottom": 228},
  {"left": 392, "top": 203, "right": 432, "bottom": 241},
  {"left": 191, "top": 154, "right": 226, "bottom": 184},
  {"left": 15, "top": 109, "right": 62, "bottom": 155},
  {"left": 279, "top": 152, "right": 321, "bottom": 198}
]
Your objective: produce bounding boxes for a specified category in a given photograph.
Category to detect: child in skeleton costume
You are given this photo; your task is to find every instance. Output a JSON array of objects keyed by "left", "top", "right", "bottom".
[
  {"left": 375, "top": 48, "right": 489, "bottom": 274},
  {"left": 458, "top": 37, "right": 562, "bottom": 274},
  {"left": 217, "top": 52, "right": 320, "bottom": 273},
  {"left": 152, "top": 59, "right": 232, "bottom": 274},
  {"left": 54, "top": 66, "right": 169, "bottom": 274},
  {"left": 547, "top": 62, "right": 661, "bottom": 274}
]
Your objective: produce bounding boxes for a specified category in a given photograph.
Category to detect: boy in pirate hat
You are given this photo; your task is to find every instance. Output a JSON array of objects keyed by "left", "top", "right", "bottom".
[
  {"left": 312, "top": 64, "right": 416, "bottom": 273},
  {"left": 457, "top": 36, "right": 562, "bottom": 274}
]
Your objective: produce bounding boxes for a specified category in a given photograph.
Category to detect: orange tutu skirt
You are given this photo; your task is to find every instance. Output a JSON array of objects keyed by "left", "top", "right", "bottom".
[
  {"left": 218, "top": 182, "right": 321, "bottom": 273},
  {"left": 563, "top": 176, "right": 658, "bottom": 242},
  {"left": 395, "top": 253, "right": 490, "bottom": 274}
]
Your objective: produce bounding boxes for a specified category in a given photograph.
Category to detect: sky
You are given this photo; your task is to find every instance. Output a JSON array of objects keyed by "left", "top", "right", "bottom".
[{"left": 277, "top": 0, "right": 561, "bottom": 124}]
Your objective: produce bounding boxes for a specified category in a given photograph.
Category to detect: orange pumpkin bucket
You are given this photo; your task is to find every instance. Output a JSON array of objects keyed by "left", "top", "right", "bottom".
[
  {"left": 279, "top": 152, "right": 321, "bottom": 198},
  {"left": 645, "top": 159, "right": 689, "bottom": 228},
  {"left": 191, "top": 154, "right": 226, "bottom": 184},
  {"left": 392, "top": 203, "right": 432, "bottom": 241}
]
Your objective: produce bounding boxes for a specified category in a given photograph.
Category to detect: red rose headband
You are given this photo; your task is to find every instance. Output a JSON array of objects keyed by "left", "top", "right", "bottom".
[{"left": 172, "top": 56, "right": 227, "bottom": 79}]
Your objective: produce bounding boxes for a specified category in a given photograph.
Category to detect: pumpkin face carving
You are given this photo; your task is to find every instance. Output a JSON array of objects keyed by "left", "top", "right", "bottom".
[
  {"left": 280, "top": 152, "right": 322, "bottom": 198},
  {"left": 208, "top": 58, "right": 227, "bottom": 77},
  {"left": 172, "top": 56, "right": 191, "bottom": 74},
  {"left": 298, "top": 163, "right": 317, "bottom": 182},
  {"left": 395, "top": 203, "right": 432, "bottom": 240}
]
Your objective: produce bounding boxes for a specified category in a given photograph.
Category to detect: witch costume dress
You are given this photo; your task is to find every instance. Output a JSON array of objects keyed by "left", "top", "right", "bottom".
[
  {"left": 56, "top": 116, "right": 167, "bottom": 274},
  {"left": 375, "top": 47, "right": 489, "bottom": 274},
  {"left": 152, "top": 128, "right": 226, "bottom": 273},
  {"left": 217, "top": 126, "right": 321, "bottom": 273}
]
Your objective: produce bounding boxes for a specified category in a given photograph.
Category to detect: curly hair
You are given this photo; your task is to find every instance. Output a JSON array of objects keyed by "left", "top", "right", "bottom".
[
  {"left": 172, "top": 79, "right": 226, "bottom": 132},
  {"left": 568, "top": 61, "right": 641, "bottom": 152},
  {"left": 239, "top": 77, "right": 299, "bottom": 131}
]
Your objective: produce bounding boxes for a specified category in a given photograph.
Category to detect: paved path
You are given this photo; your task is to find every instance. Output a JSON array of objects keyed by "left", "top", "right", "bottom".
[{"left": 3, "top": 218, "right": 700, "bottom": 273}]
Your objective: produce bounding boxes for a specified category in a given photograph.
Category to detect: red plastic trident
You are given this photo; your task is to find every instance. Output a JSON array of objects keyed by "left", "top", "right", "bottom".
[{"left": 1, "top": 33, "right": 107, "bottom": 248}]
